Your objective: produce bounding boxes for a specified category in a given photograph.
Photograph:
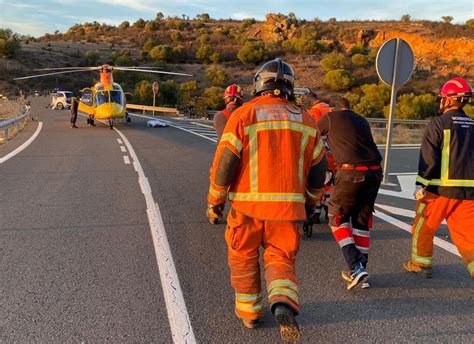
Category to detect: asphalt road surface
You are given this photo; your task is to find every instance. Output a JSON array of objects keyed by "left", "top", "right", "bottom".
[{"left": 1, "top": 98, "right": 472, "bottom": 343}]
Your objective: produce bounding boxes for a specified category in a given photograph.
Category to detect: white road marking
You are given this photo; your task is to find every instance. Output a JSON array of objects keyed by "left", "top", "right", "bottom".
[
  {"left": 375, "top": 203, "right": 447, "bottom": 224},
  {"left": 129, "top": 113, "right": 218, "bottom": 143},
  {"left": 0, "top": 122, "right": 43, "bottom": 164},
  {"left": 191, "top": 122, "right": 214, "bottom": 129},
  {"left": 117, "top": 138, "right": 123, "bottom": 144},
  {"left": 379, "top": 174, "right": 416, "bottom": 200},
  {"left": 114, "top": 127, "right": 196, "bottom": 343},
  {"left": 123, "top": 155, "right": 130, "bottom": 164},
  {"left": 374, "top": 208, "right": 460, "bottom": 257},
  {"left": 120, "top": 145, "right": 126, "bottom": 152},
  {"left": 388, "top": 172, "right": 418, "bottom": 176}
]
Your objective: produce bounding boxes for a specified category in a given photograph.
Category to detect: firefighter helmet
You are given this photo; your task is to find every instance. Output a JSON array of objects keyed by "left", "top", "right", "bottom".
[
  {"left": 223, "top": 84, "right": 244, "bottom": 99},
  {"left": 439, "top": 77, "right": 473, "bottom": 100},
  {"left": 251, "top": 58, "right": 295, "bottom": 99}
]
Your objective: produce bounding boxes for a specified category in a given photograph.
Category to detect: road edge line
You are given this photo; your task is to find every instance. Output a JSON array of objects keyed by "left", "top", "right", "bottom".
[
  {"left": 0, "top": 121, "right": 43, "bottom": 164},
  {"left": 114, "top": 127, "right": 196, "bottom": 343},
  {"left": 374, "top": 207, "right": 460, "bottom": 257}
]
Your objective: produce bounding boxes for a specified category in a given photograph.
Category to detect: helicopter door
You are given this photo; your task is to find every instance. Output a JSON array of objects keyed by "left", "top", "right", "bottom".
[{"left": 79, "top": 88, "right": 95, "bottom": 115}]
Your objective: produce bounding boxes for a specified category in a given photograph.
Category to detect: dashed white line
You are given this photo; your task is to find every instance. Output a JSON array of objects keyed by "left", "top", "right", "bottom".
[
  {"left": 120, "top": 145, "right": 127, "bottom": 152},
  {"left": 114, "top": 127, "right": 196, "bottom": 343},
  {"left": 0, "top": 122, "right": 43, "bottom": 164},
  {"left": 374, "top": 208, "right": 460, "bottom": 257},
  {"left": 123, "top": 155, "right": 130, "bottom": 164},
  {"left": 117, "top": 138, "right": 123, "bottom": 144}
]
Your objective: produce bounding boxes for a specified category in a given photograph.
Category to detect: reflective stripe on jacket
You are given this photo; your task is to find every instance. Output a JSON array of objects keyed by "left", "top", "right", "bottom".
[
  {"left": 416, "top": 109, "right": 474, "bottom": 199},
  {"left": 209, "top": 95, "right": 326, "bottom": 220}
]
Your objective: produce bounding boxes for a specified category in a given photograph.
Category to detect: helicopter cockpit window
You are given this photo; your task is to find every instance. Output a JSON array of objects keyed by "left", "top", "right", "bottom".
[
  {"left": 81, "top": 90, "right": 93, "bottom": 106},
  {"left": 110, "top": 91, "right": 123, "bottom": 105},
  {"left": 96, "top": 91, "right": 109, "bottom": 106}
]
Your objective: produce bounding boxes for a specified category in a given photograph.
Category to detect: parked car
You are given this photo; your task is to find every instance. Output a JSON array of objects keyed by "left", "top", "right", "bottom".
[{"left": 50, "top": 91, "right": 73, "bottom": 110}]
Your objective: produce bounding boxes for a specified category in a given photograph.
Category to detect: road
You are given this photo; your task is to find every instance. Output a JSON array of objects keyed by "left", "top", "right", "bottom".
[{"left": 0, "top": 98, "right": 472, "bottom": 343}]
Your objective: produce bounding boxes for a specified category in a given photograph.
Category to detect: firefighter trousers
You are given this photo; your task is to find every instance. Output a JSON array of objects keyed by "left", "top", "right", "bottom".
[
  {"left": 328, "top": 169, "right": 382, "bottom": 270},
  {"left": 411, "top": 192, "right": 474, "bottom": 277},
  {"left": 225, "top": 207, "right": 301, "bottom": 320}
]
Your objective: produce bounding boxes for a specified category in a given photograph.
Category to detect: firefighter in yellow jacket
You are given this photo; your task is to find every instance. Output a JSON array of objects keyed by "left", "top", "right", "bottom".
[{"left": 207, "top": 58, "right": 327, "bottom": 341}]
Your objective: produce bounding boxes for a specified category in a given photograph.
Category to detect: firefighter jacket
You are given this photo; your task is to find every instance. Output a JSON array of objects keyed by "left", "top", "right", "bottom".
[
  {"left": 416, "top": 109, "right": 474, "bottom": 200},
  {"left": 307, "top": 101, "right": 332, "bottom": 124},
  {"left": 208, "top": 95, "right": 327, "bottom": 221}
]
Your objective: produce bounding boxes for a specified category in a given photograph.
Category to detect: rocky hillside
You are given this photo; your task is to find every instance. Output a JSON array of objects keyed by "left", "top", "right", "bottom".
[{"left": 1, "top": 13, "right": 473, "bottom": 118}]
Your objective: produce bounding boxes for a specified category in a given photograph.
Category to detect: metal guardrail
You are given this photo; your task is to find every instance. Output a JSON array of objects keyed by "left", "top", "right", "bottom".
[
  {"left": 126, "top": 104, "right": 179, "bottom": 115},
  {"left": 0, "top": 109, "right": 30, "bottom": 144}
]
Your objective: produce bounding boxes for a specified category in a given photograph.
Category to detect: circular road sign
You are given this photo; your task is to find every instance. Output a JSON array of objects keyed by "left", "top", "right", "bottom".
[
  {"left": 153, "top": 81, "right": 159, "bottom": 94},
  {"left": 376, "top": 38, "right": 414, "bottom": 87}
]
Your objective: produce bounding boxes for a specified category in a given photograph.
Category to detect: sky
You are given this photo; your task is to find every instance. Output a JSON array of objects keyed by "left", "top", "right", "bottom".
[{"left": 1, "top": 0, "right": 473, "bottom": 36}]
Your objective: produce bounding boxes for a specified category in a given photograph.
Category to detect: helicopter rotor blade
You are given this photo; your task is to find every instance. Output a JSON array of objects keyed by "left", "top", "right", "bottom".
[
  {"left": 33, "top": 67, "right": 100, "bottom": 71},
  {"left": 114, "top": 67, "right": 193, "bottom": 77},
  {"left": 14, "top": 69, "right": 97, "bottom": 80}
]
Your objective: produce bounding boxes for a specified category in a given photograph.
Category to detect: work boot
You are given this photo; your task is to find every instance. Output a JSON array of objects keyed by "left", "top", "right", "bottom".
[
  {"left": 403, "top": 260, "right": 432, "bottom": 278},
  {"left": 341, "top": 270, "right": 370, "bottom": 289},
  {"left": 274, "top": 303, "right": 300, "bottom": 342},
  {"left": 345, "top": 263, "right": 369, "bottom": 290},
  {"left": 240, "top": 318, "right": 260, "bottom": 329}
]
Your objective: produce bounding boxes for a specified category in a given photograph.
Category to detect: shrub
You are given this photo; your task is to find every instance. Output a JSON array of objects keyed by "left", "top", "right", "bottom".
[
  {"left": 179, "top": 81, "right": 199, "bottom": 105},
  {"left": 165, "top": 18, "right": 186, "bottom": 30},
  {"left": 320, "top": 52, "right": 345, "bottom": 72},
  {"left": 385, "top": 93, "right": 436, "bottom": 119},
  {"left": 441, "top": 16, "right": 453, "bottom": 24},
  {"left": 134, "top": 80, "right": 153, "bottom": 105},
  {"left": 240, "top": 18, "right": 256, "bottom": 30},
  {"left": 349, "top": 45, "right": 366, "bottom": 56},
  {"left": 401, "top": 14, "right": 411, "bottom": 23},
  {"left": 171, "top": 31, "right": 182, "bottom": 42},
  {"left": 351, "top": 53, "right": 369, "bottom": 67},
  {"left": 324, "top": 69, "right": 354, "bottom": 91},
  {"left": 465, "top": 104, "right": 474, "bottom": 118},
  {"left": 156, "top": 80, "right": 178, "bottom": 107},
  {"left": 144, "top": 21, "right": 159, "bottom": 31},
  {"left": 118, "top": 21, "right": 130, "bottom": 29},
  {"left": 204, "top": 86, "right": 225, "bottom": 110},
  {"left": 206, "top": 65, "right": 229, "bottom": 87},
  {"left": 133, "top": 18, "right": 146, "bottom": 28},
  {"left": 237, "top": 41, "right": 268, "bottom": 65},
  {"left": 142, "top": 38, "right": 156, "bottom": 52},
  {"left": 172, "top": 45, "right": 187, "bottom": 61},
  {"left": 0, "top": 29, "right": 21, "bottom": 58},
  {"left": 112, "top": 51, "right": 134, "bottom": 66},
  {"left": 196, "top": 44, "right": 215, "bottom": 63},
  {"left": 346, "top": 83, "right": 391, "bottom": 117},
  {"left": 466, "top": 19, "right": 474, "bottom": 29},
  {"left": 83, "top": 50, "right": 100, "bottom": 65},
  {"left": 150, "top": 45, "right": 173, "bottom": 62}
]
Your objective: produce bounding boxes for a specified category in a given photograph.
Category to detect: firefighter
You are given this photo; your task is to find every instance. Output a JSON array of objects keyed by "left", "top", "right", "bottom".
[
  {"left": 70, "top": 97, "right": 79, "bottom": 128},
  {"left": 207, "top": 58, "right": 327, "bottom": 341},
  {"left": 304, "top": 90, "right": 332, "bottom": 124},
  {"left": 318, "top": 97, "right": 383, "bottom": 289},
  {"left": 404, "top": 77, "right": 474, "bottom": 279},
  {"left": 213, "top": 84, "right": 244, "bottom": 139}
]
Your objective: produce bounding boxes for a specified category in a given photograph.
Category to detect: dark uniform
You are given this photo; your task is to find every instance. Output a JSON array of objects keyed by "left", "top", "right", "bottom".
[
  {"left": 70, "top": 97, "right": 79, "bottom": 128},
  {"left": 318, "top": 109, "right": 382, "bottom": 287}
]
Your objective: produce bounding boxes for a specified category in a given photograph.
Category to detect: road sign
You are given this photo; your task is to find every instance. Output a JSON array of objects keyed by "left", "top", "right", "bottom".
[
  {"left": 376, "top": 38, "right": 415, "bottom": 185},
  {"left": 152, "top": 82, "right": 159, "bottom": 116},
  {"left": 376, "top": 38, "right": 414, "bottom": 87}
]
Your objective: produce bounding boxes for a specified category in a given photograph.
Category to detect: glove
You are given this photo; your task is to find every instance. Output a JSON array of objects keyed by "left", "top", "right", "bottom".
[
  {"left": 206, "top": 203, "right": 224, "bottom": 224},
  {"left": 414, "top": 185, "right": 426, "bottom": 200}
]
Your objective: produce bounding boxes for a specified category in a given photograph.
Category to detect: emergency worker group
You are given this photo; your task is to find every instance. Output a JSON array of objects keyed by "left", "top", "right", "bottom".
[{"left": 206, "top": 58, "right": 473, "bottom": 342}]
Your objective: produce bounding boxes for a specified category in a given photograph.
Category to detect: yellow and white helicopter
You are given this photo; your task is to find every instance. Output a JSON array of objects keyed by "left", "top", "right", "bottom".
[{"left": 14, "top": 64, "right": 192, "bottom": 129}]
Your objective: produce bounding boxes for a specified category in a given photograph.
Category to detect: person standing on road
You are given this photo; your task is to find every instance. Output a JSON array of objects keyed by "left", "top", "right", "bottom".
[
  {"left": 70, "top": 96, "right": 79, "bottom": 128},
  {"left": 206, "top": 58, "right": 327, "bottom": 341},
  {"left": 318, "top": 97, "right": 383, "bottom": 290},
  {"left": 404, "top": 77, "right": 474, "bottom": 279},
  {"left": 213, "top": 84, "right": 244, "bottom": 139}
]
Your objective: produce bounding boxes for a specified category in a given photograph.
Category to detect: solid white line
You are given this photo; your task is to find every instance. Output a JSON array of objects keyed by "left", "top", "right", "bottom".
[
  {"left": 120, "top": 145, "right": 127, "bottom": 152},
  {"left": 123, "top": 155, "right": 130, "bottom": 164},
  {"left": 129, "top": 113, "right": 218, "bottom": 143},
  {"left": 374, "top": 208, "right": 460, "bottom": 257},
  {"left": 114, "top": 127, "right": 196, "bottom": 343},
  {"left": 117, "top": 138, "right": 123, "bottom": 144},
  {"left": 191, "top": 122, "right": 214, "bottom": 129},
  {"left": 0, "top": 122, "right": 43, "bottom": 164}
]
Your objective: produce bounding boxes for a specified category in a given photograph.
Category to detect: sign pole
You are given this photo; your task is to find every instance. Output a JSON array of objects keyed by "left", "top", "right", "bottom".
[
  {"left": 153, "top": 93, "right": 156, "bottom": 116},
  {"left": 382, "top": 38, "right": 400, "bottom": 185}
]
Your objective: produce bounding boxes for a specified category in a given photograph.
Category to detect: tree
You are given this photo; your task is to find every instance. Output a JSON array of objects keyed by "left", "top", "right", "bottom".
[
  {"left": 150, "top": 45, "right": 173, "bottom": 62},
  {"left": 196, "top": 44, "right": 215, "bottom": 63},
  {"left": 171, "top": 31, "right": 182, "bottom": 42},
  {"left": 83, "top": 50, "right": 100, "bottom": 65},
  {"left": 144, "top": 21, "right": 159, "bottom": 31},
  {"left": 118, "top": 21, "right": 130, "bottom": 29},
  {"left": 0, "top": 29, "right": 21, "bottom": 58},
  {"left": 237, "top": 41, "right": 268, "bottom": 65},
  {"left": 133, "top": 18, "right": 146, "bottom": 28},
  {"left": 466, "top": 19, "right": 474, "bottom": 29},
  {"left": 196, "top": 13, "right": 211, "bottom": 21},
  {"left": 385, "top": 93, "right": 436, "bottom": 119},
  {"left": 401, "top": 14, "right": 411, "bottom": 23},
  {"left": 156, "top": 80, "right": 178, "bottom": 107},
  {"left": 206, "top": 65, "right": 229, "bottom": 87},
  {"left": 156, "top": 12, "right": 165, "bottom": 21},
  {"left": 134, "top": 80, "right": 153, "bottom": 105},
  {"left": 324, "top": 69, "right": 354, "bottom": 91},
  {"left": 320, "top": 52, "right": 345, "bottom": 72},
  {"left": 204, "top": 86, "right": 225, "bottom": 110},
  {"left": 346, "top": 83, "right": 391, "bottom": 117},
  {"left": 351, "top": 53, "right": 369, "bottom": 67},
  {"left": 179, "top": 81, "right": 199, "bottom": 105},
  {"left": 441, "top": 16, "right": 453, "bottom": 24}
]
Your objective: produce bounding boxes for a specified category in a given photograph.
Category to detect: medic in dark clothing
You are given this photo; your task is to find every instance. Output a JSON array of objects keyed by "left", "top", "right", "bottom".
[
  {"left": 404, "top": 77, "right": 474, "bottom": 279},
  {"left": 70, "top": 97, "right": 79, "bottom": 128},
  {"left": 317, "top": 97, "right": 382, "bottom": 290}
]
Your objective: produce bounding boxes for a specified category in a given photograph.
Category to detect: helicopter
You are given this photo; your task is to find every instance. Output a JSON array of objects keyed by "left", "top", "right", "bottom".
[{"left": 14, "top": 64, "right": 193, "bottom": 129}]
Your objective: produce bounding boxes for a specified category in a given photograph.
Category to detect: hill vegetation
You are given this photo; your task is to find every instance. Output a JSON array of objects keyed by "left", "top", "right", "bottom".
[{"left": 1, "top": 12, "right": 474, "bottom": 118}]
